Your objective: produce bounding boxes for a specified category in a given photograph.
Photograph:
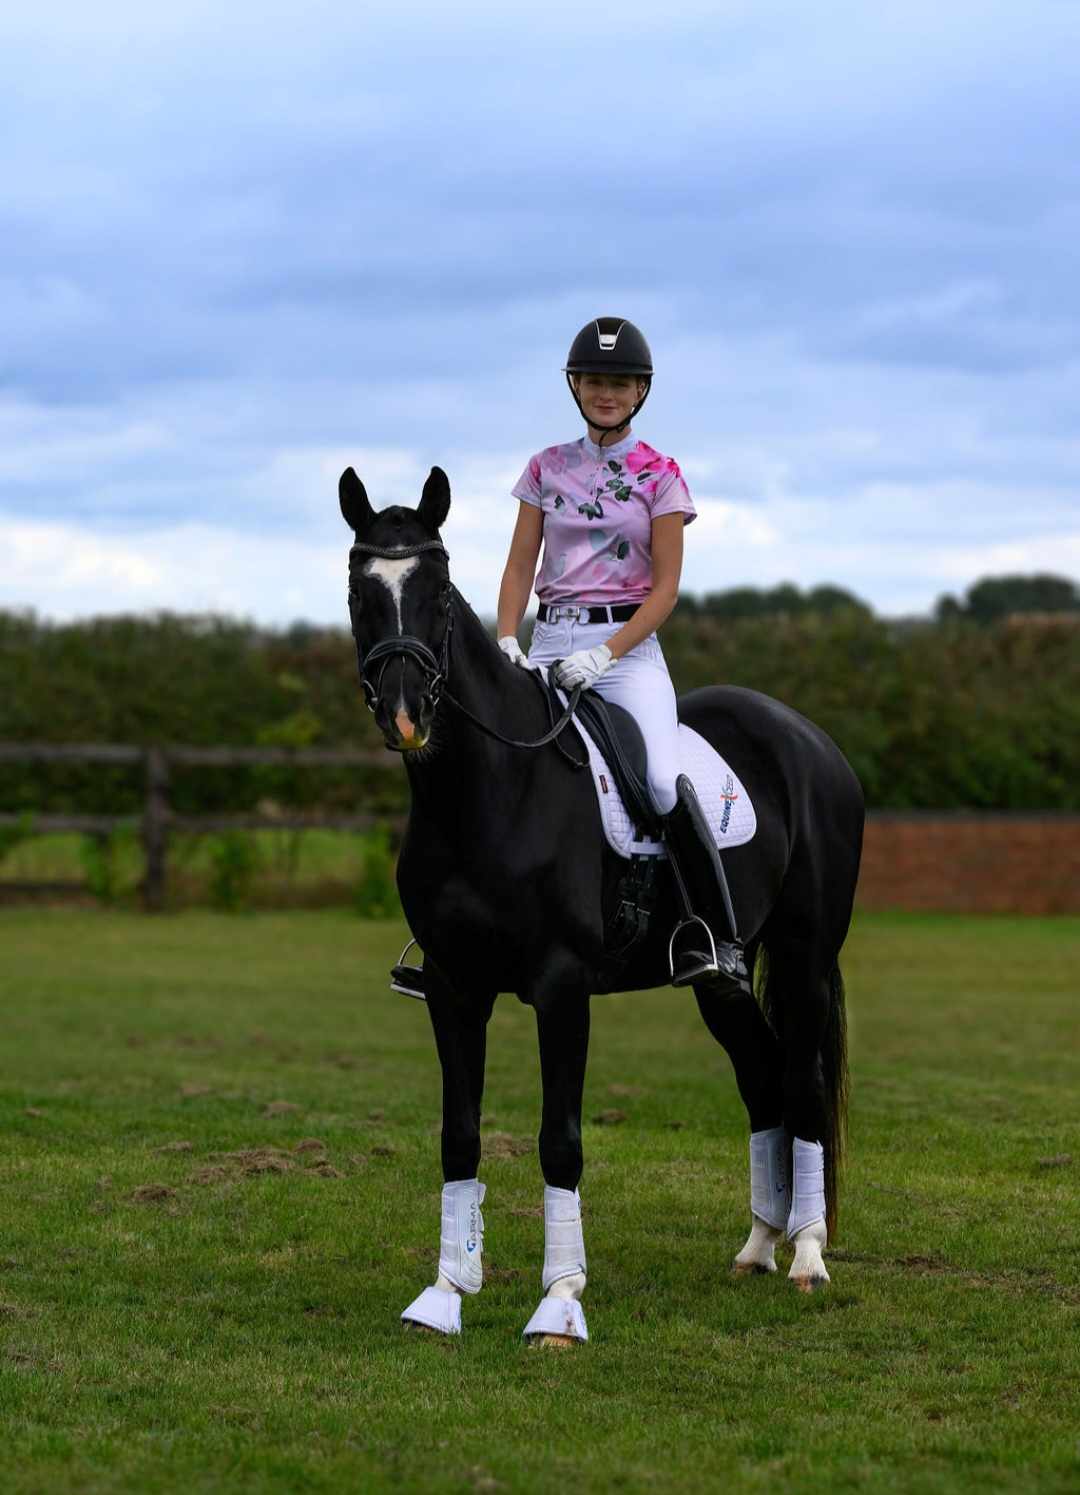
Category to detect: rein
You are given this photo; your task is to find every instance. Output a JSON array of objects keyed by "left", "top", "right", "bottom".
[{"left": 348, "top": 540, "right": 587, "bottom": 765}]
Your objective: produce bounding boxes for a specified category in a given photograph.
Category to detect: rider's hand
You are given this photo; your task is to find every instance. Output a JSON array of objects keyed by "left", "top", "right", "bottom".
[
  {"left": 497, "top": 635, "right": 530, "bottom": 668},
  {"left": 555, "top": 644, "right": 614, "bottom": 691}
]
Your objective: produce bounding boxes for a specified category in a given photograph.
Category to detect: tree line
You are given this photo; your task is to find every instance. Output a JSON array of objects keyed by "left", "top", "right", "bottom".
[{"left": 1, "top": 573, "right": 1077, "bottom": 814}]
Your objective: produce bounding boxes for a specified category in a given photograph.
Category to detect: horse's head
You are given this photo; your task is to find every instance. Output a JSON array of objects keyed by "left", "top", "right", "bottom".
[{"left": 340, "top": 465, "right": 452, "bottom": 752}]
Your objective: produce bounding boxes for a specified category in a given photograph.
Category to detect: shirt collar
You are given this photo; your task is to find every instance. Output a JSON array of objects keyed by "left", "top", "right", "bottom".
[{"left": 581, "top": 430, "right": 638, "bottom": 461}]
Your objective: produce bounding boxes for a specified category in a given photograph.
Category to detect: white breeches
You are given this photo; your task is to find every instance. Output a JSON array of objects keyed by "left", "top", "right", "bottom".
[{"left": 528, "top": 617, "right": 682, "bottom": 815}]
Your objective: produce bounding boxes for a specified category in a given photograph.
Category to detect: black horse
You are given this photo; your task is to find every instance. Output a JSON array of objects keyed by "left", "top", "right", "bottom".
[{"left": 340, "top": 465, "right": 864, "bottom": 1340}]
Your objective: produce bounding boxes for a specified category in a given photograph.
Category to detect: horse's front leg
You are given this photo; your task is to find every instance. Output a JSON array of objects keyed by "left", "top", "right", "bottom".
[
  {"left": 401, "top": 970, "right": 494, "bottom": 1336},
  {"left": 522, "top": 991, "right": 591, "bottom": 1347}
]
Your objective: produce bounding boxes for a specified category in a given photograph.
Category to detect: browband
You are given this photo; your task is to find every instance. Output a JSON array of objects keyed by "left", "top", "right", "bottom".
[{"left": 350, "top": 540, "right": 449, "bottom": 562}]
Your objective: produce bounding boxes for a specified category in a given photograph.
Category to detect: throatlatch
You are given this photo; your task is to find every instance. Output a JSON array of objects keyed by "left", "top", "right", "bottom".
[{"left": 662, "top": 774, "right": 750, "bottom": 994}]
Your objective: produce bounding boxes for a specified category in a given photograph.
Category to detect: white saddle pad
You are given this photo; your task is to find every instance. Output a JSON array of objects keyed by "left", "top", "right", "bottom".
[{"left": 561, "top": 693, "right": 757, "bottom": 860}]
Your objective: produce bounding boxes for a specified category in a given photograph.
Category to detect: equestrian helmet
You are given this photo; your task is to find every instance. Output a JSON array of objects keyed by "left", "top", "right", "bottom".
[{"left": 564, "top": 317, "right": 653, "bottom": 376}]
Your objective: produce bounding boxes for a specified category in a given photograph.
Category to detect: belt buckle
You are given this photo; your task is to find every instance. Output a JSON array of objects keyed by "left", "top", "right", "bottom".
[{"left": 575, "top": 605, "right": 592, "bottom": 624}]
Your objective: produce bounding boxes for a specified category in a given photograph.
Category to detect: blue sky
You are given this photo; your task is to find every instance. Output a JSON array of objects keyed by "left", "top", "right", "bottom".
[{"left": 2, "top": 0, "right": 1078, "bottom": 621}]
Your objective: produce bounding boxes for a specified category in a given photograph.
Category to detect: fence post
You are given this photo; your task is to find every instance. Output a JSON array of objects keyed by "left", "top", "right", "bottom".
[{"left": 142, "top": 747, "right": 170, "bottom": 911}]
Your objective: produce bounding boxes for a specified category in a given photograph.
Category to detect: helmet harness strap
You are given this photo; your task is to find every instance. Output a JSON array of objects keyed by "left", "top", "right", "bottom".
[{"left": 565, "top": 372, "right": 652, "bottom": 439}]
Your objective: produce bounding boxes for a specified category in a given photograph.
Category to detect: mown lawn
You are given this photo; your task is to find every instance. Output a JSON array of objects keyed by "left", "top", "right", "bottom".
[{"left": 1, "top": 909, "right": 1078, "bottom": 1494}]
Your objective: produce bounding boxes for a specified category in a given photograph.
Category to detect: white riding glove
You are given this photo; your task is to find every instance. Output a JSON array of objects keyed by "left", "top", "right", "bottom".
[
  {"left": 497, "top": 635, "right": 530, "bottom": 668},
  {"left": 555, "top": 644, "right": 614, "bottom": 691}
]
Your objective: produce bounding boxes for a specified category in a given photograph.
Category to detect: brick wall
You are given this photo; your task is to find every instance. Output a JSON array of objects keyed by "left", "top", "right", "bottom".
[{"left": 858, "top": 813, "right": 1080, "bottom": 915}]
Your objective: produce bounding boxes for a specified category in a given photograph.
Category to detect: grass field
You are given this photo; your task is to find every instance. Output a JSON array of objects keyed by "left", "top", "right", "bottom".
[{"left": 1, "top": 909, "right": 1078, "bottom": 1494}]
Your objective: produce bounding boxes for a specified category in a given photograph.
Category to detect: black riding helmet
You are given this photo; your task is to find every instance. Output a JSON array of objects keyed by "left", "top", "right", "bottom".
[{"left": 564, "top": 317, "right": 653, "bottom": 435}]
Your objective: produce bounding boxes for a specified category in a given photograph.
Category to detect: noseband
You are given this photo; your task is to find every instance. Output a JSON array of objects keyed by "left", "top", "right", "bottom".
[{"left": 347, "top": 538, "right": 586, "bottom": 763}]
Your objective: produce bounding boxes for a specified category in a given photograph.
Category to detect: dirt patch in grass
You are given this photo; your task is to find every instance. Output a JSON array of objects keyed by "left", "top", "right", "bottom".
[
  {"left": 263, "top": 1100, "right": 301, "bottom": 1117},
  {"left": 156, "top": 1140, "right": 194, "bottom": 1154},
  {"left": 592, "top": 1109, "right": 627, "bottom": 1126},
  {"left": 129, "top": 1184, "right": 177, "bottom": 1204},
  {"left": 211, "top": 1147, "right": 295, "bottom": 1175},
  {"left": 191, "top": 1166, "right": 231, "bottom": 1185},
  {"left": 308, "top": 1161, "right": 345, "bottom": 1179},
  {"left": 484, "top": 1133, "right": 532, "bottom": 1159}
]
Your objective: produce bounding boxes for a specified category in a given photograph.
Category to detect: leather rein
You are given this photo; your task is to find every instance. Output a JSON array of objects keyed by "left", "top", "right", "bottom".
[{"left": 348, "top": 539, "right": 586, "bottom": 764}]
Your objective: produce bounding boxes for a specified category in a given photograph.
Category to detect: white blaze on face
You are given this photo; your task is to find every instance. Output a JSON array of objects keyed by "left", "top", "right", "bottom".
[
  {"left": 364, "top": 555, "right": 419, "bottom": 635},
  {"left": 364, "top": 555, "right": 421, "bottom": 733}
]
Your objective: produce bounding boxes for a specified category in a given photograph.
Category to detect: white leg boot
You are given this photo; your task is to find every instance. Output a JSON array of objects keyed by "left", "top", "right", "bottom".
[
  {"left": 401, "top": 1179, "right": 485, "bottom": 1334},
  {"left": 787, "top": 1138, "right": 830, "bottom": 1291},
  {"left": 734, "top": 1126, "right": 790, "bottom": 1275},
  {"left": 522, "top": 1186, "right": 588, "bottom": 1344}
]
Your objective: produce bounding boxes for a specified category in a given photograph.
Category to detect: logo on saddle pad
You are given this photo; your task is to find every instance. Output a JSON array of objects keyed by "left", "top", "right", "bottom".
[{"left": 719, "top": 774, "right": 739, "bottom": 835}]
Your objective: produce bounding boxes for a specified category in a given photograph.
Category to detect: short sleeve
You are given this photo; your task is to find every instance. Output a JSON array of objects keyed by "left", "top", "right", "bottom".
[
  {"left": 649, "top": 460, "right": 696, "bottom": 526},
  {"left": 511, "top": 453, "right": 543, "bottom": 509}
]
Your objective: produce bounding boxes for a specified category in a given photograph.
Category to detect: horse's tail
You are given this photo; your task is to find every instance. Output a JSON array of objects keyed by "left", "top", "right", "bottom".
[{"left": 755, "top": 948, "right": 849, "bottom": 1240}]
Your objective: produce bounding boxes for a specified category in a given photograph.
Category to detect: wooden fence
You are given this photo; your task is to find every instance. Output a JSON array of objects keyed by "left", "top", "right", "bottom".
[
  {"left": 3, "top": 743, "right": 1078, "bottom": 914},
  {"left": 0, "top": 742, "right": 402, "bottom": 909}
]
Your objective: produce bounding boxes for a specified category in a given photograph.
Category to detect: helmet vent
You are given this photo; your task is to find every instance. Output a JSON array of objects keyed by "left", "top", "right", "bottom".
[{"left": 596, "top": 321, "right": 623, "bottom": 351}]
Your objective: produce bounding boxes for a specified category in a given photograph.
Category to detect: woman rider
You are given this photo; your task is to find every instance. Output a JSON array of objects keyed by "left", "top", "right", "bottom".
[{"left": 495, "top": 316, "right": 748, "bottom": 993}]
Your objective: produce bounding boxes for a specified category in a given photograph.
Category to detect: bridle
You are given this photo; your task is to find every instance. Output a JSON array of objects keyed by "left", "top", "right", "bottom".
[
  {"left": 348, "top": 540, "right": 586, "bottom": 763},
  {"left": 348, "top": 539, "right": 453, "bottom": 714}
]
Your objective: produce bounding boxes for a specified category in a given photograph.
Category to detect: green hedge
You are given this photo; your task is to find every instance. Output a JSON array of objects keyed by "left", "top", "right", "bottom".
[{"left": 1, "top": 603, "right": 1078, "bottom": 812}]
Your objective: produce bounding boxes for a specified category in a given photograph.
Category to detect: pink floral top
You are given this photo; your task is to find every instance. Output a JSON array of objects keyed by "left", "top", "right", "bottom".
[{"left": 512, "top": 433, "right": 695, "bottom": 605}]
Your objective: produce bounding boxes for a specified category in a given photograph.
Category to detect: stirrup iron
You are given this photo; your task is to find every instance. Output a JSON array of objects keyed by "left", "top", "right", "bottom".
[
  {"left": 668, "top": 915, "right": 720, "bottom": 985},
  {"left": 390, "top": 938, "right": 427, "bottom": 1001}
]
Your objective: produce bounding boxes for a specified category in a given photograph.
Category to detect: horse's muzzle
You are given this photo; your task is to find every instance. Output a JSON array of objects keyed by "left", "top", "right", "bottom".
[{"left": 374, "top": 694, "right": 435, "bottom": 752}]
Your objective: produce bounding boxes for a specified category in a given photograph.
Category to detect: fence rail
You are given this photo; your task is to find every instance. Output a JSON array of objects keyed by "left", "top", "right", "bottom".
[{"left": 0, "top": 742, "right": 400, "bottom": 908}]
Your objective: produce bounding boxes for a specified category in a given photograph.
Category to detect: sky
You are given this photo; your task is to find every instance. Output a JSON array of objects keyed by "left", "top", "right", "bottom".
[{"left": 2, "top": 0, "right": 1078, "bottom": 623}]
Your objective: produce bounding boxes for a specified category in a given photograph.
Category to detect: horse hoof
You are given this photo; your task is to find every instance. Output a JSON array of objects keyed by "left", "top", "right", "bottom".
[
  {"left": 533, "top": 1333, "right": 579, "bottom": 1350},
  {"left": 792, "top": 1273, "right": 828, "bottom": 1294},
  {"left": 403, "top": 1320, "right": 441, "bottom": 1336},
  {"left": 733, "top": 1259, "right": 776, "bottom": 1277}
]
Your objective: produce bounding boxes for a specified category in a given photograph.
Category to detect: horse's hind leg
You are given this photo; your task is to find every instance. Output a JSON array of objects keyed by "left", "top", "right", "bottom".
[
  {"left": 401, "top": 974, "right": 494, "bottom": 1336},
  {"left": 522, "top": 992, "right": 590, "bottom": 1346},
  {"left": 694, "top": 981, "right": 789, "bottom": 1275},
  {"left": 770, "top": 945, "right": 848, "bottom": 1292}
]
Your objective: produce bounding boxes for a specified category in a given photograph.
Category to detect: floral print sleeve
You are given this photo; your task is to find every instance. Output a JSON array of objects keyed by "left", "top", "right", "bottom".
[{"left": 511, "top": 454, "right": 543, "bottom": 509}]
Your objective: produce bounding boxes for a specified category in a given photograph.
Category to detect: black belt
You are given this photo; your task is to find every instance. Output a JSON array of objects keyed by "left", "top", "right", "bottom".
[{"left": 537, "top": 603, "right": 639, "bottom": 624}]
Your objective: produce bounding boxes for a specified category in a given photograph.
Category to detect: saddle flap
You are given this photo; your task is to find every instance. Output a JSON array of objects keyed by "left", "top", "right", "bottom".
[{"left": 572, "top": 692, "right": 661, "bottom": 839}]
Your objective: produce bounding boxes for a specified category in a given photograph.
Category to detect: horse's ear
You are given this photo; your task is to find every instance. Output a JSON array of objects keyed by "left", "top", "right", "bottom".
[
  {"left": 417, "top": 466, "right": 451, "bottom": 533},
  {"left": 339, "top": 467, "right": 375, "bottom": 532}
]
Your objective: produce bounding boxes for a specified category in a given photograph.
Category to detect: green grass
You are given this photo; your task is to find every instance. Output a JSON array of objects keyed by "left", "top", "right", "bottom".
[
  {"left": 1, "top": 909, "right": 1078, "bottom": 1493},
  {"left": 0, "top": 829, "right": 397, "bottom": 910}
]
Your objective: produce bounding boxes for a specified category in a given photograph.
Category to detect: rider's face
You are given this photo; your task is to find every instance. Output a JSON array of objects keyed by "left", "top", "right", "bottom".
[{"left": 574, "top": 373, "right": 646, "bottom": 431}]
